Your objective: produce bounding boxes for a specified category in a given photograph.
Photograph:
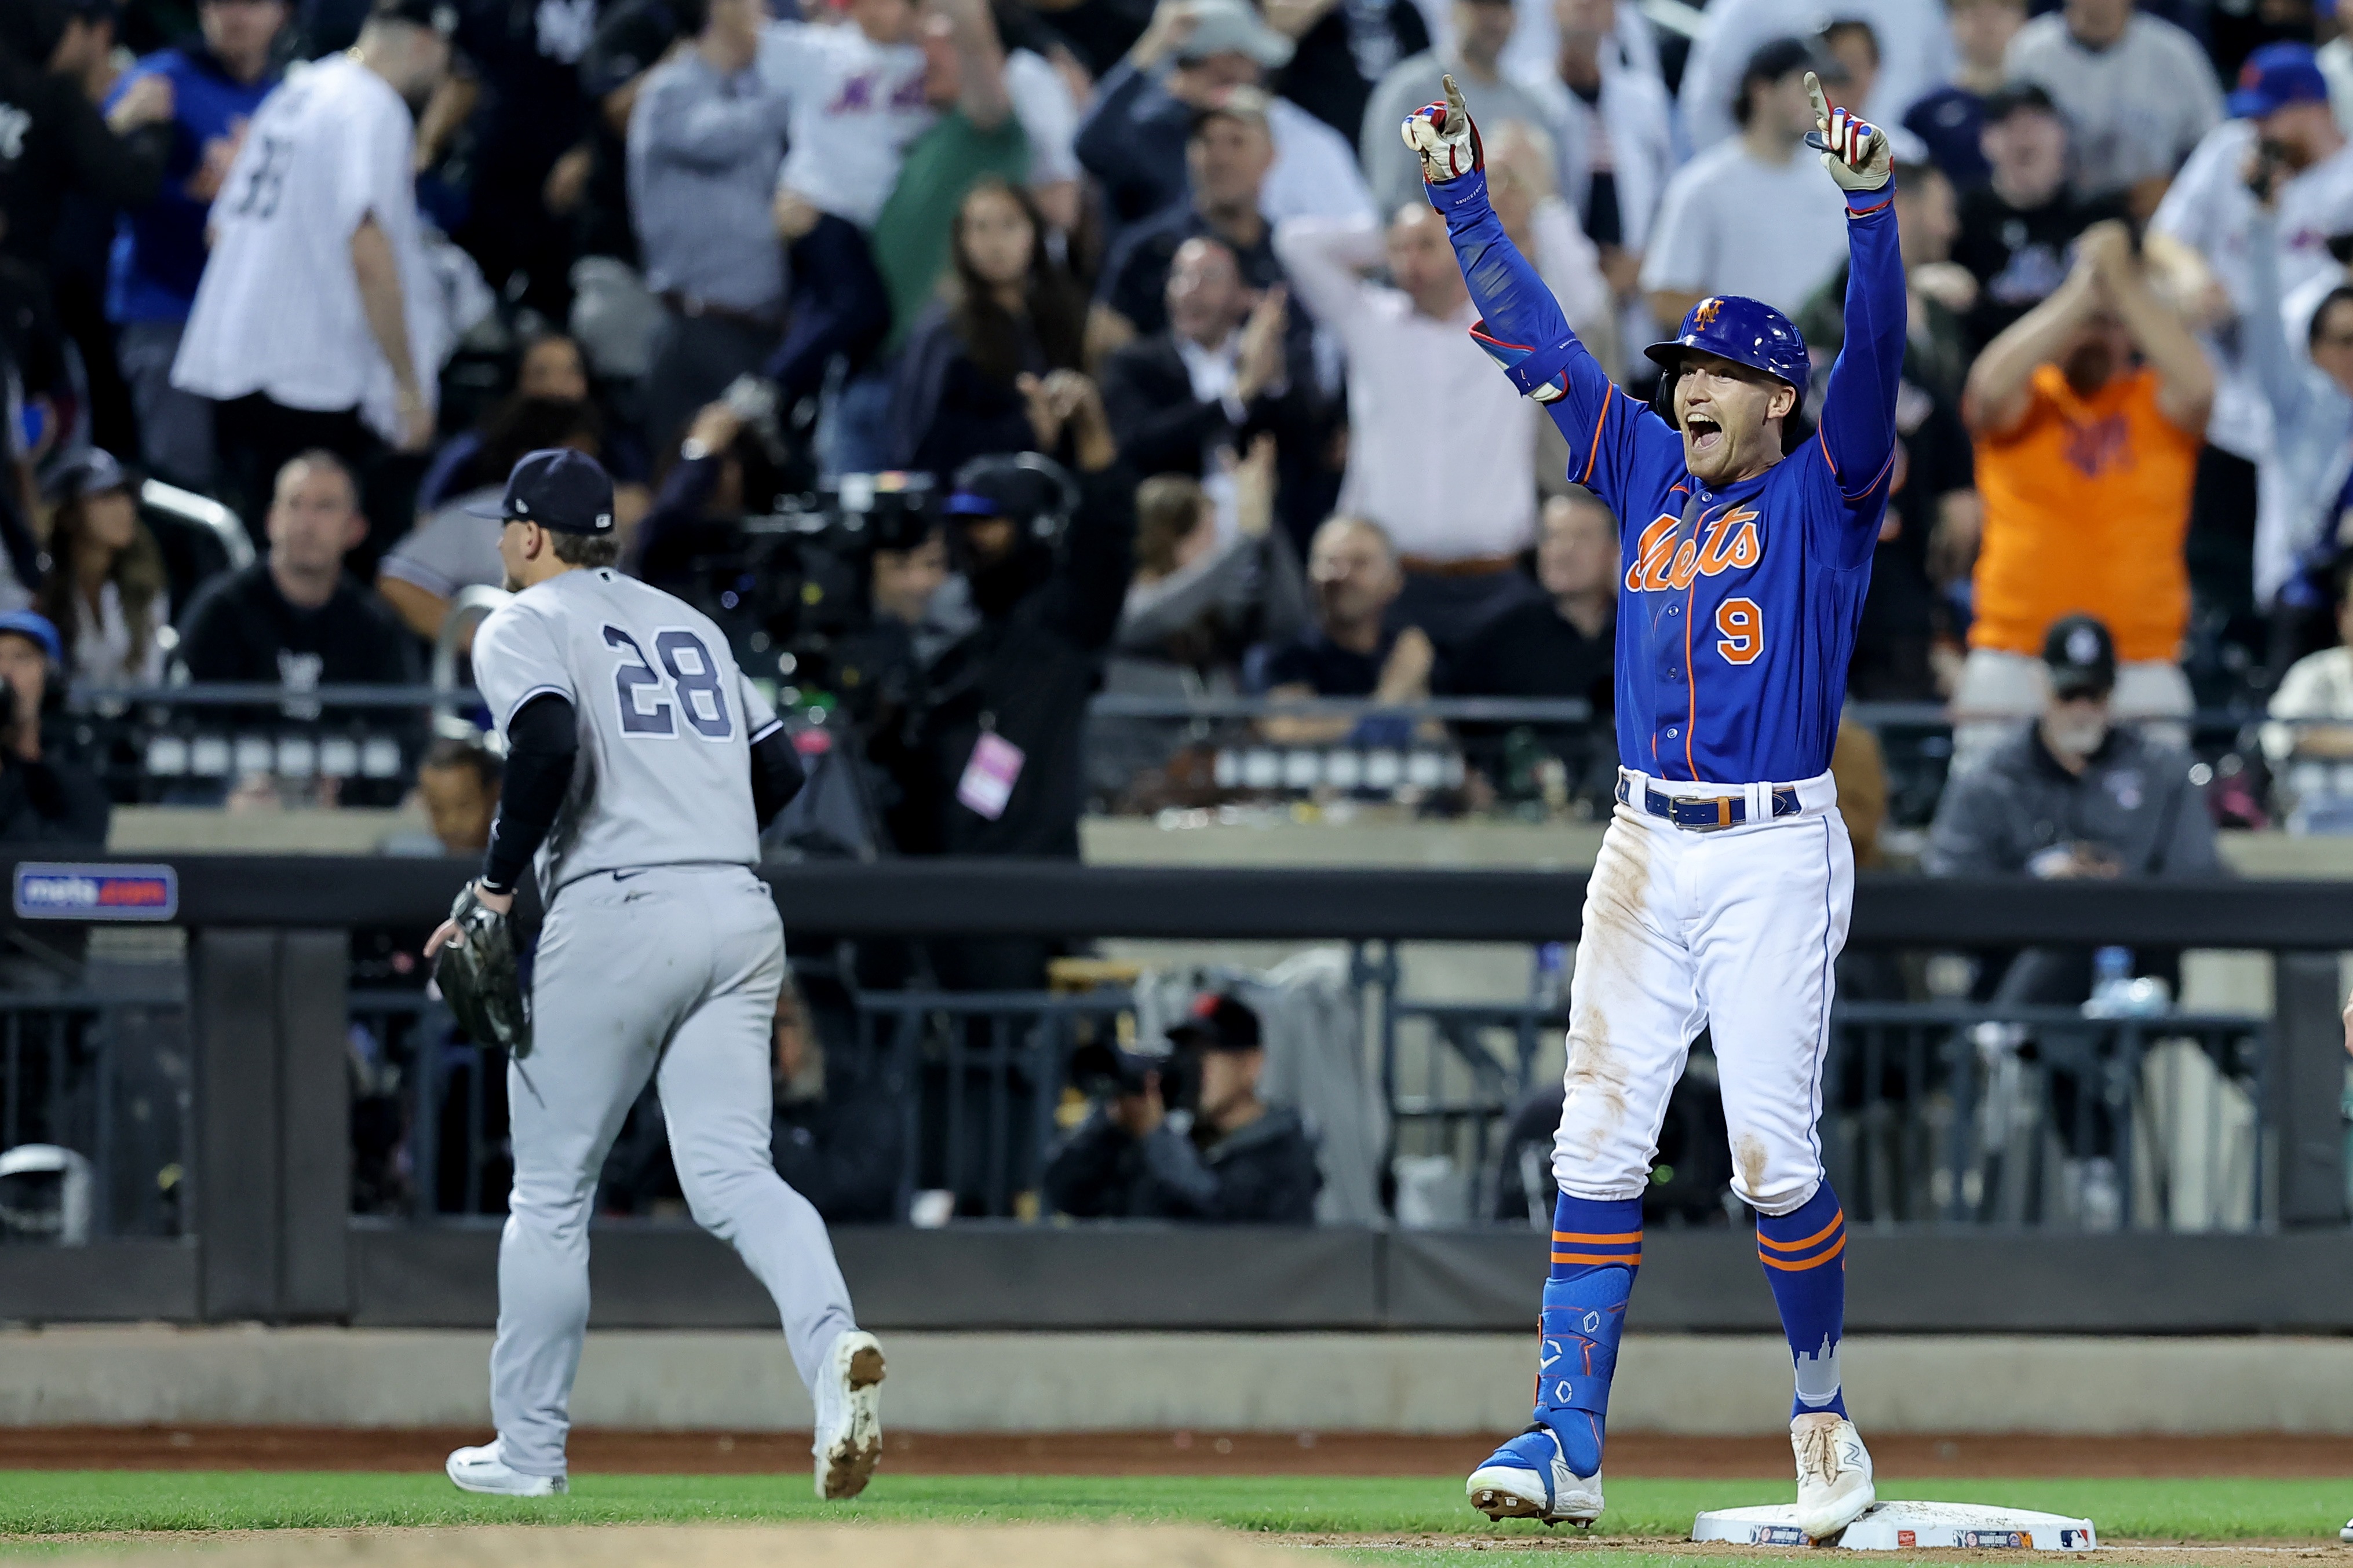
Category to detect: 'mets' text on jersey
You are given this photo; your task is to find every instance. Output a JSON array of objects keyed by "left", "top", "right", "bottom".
[{"left": 1430, "top": 170, "right": 1906, "bottom": 785}]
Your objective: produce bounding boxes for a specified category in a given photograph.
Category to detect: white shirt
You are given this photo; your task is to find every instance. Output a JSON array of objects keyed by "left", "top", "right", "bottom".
[
  {"left": 759, "top": 19, "right": 933, "bottom": 228},
  {"left": 68, "top": 581, "right": 168, "bottom": 686},
  {"left": 1005, "top": 48, "right": 1080, "bottom": 188},
  {"left": 1265, "top": 96, "right": 1380, "bottom": 226},
  {"left": 2152, "top": 122, "right": 2353, "bottom": 461},
  {"left": 1515, "top": 51, "right": 1675, "bottom": 255},
  {"left": 1639, "top": 138, "right": 1850, "bottom": 314},
  {"left": 2002, "top": 13, "right": 2222, "bottom": 200},
  {"left": 172, "top": 55, "right": 442, "bottom": 442},
  {"left": 1275, "top": 214, "right": 1538, "bottom": 558},
  {"left": 1676, "top": 0, "right": 1954, "bottom": 153},
  {"left": 2262, "top": 645, "right": 2353, "bottom": 805}
]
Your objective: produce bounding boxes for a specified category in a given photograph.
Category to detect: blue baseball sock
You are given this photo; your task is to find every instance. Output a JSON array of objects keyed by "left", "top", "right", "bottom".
[
  {"left": 1536, "top": 1192, "right": 1643, "bottom": 1476},
  {"left": 1756, "top": 1183, "right": 1848, "bottom": 1421}
]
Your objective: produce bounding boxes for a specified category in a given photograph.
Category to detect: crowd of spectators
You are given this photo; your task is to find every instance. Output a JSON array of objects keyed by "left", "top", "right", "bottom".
[{"left": 19, "top": 0, "right": 2353, "bottom": 841}]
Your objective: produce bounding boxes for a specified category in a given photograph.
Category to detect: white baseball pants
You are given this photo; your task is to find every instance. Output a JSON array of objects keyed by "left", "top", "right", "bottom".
[
  {"left": 489, "top": 864, "right": 858, "bottom": 1478},
  {"left": 1553, "top": 768, "right": 1852, "bottom": 1218}
]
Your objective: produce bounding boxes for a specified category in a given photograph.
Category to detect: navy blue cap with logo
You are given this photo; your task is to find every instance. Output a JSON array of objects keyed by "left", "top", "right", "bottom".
[
  {"left": 1644, "top": 294, "right": 1811, "bottom": 389},
  {"left": 469, "top": 448, "right": 616, "bottom": 535},
  {"left": 2228, "top": 42, "right": 2329, "bottom": 119}
]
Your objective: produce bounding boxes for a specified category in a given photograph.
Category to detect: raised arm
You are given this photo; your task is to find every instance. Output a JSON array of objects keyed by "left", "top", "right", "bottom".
[
  {"left": 1963, "top": 259, "right": 2100, "bottom": 437},
  {"left": 2243, "top": 206, "right": 2303, "bottom": 425},
  {"left": 1406, "top": 79, "right": 1672, "bottom": 511},
  {"left": 2086, "top": 222, "right": 2213, "bottom": 435},
  {"left": 1805, "top": 74, "right": 1904, "bottom": 506}
]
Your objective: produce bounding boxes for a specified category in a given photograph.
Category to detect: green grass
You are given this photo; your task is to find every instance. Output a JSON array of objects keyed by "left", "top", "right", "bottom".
[{"left": 0, "top": 1473, "right": 2344, "bottom": 1543}]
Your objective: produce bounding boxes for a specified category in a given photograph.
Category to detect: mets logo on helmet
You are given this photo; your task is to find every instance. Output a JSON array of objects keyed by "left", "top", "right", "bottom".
[{"left": 1692, "top": 298, "right": 1722, "bottom": 327}]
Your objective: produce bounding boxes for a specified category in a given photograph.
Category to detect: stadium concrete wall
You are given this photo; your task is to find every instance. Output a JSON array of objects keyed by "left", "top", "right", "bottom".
[{"left": 6, "top": 1328, "right": 2353, "bottom": 1435}]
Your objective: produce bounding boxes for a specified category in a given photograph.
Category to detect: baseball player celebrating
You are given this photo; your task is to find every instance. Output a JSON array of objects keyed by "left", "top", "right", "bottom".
[
  {"left": 1403, "top": 75, "right": 1902, "bottom": 1538},
  {"left": 426, "top": 449, "right": 885, "bottom": 1500}
]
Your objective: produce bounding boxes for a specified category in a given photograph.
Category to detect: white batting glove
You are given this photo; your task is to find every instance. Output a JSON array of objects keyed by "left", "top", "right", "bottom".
[
  {"left": 1401, "top": 73, "right": 1483, "bottom": 184},
  {"left": 1804, "top": 71, "right": 1891, "bottom": 193}
]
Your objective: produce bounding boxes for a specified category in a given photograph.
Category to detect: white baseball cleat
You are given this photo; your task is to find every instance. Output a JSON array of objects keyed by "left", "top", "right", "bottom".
[
  {"left": 1465, "top": 1424, "right": 1604, "bottom": 1526},
  {"left": 1791, "top": 1412, "right": 1874, "bottom": 1540},
  {"left": 2339, "top": 1516, "right": 2353, "bottom": 1544},
  {"left": 814, "top": 1329, "right": 887, "bottom": 1500},
  {"left": 446, "top": 1441, "right": 566, "bottom": 1496}
]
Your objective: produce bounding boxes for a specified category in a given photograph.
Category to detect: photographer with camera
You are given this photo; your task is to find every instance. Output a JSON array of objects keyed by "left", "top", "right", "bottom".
[
  {"left": 1042, "top": 993, "right": 1322, "bottom": 1223},
  {"left": 0, "top": 611, "right": 110, "bottom": 847}
]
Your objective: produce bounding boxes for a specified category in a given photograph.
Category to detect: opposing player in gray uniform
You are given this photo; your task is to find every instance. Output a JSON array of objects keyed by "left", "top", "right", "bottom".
[{"left": 428, "top": 448, "right": 885, "bottom": 1500}]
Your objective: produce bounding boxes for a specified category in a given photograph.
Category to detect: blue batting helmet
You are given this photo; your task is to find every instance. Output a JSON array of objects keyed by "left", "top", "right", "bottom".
[{"left": 1644, "top": 295, "right": 1809, "bottom": 388}]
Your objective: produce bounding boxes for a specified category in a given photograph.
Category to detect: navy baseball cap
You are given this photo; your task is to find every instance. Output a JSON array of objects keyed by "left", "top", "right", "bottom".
[
  {"left": 0, "top": 611, "right": 63, "bottom": 665},
  {"left": 2043, "top": 613, "right": 2117, "bottom": 699},
  {"left": 1645, "top": 294, "right": 1811, "bottom": 388},
  {"left": 2228, "top": 42, "right": 2330, "bottom": 119},
  {"left": 469, "top": 448, "right": 616, "bottom": 534},
  {"left": 1166, "top": 993, "right": 1263, "bottom": 1052}
]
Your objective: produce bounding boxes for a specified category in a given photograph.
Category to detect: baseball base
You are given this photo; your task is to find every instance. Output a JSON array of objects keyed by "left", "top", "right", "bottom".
[{"left": 1692, "top": 1501, "right": 2098, "bottom": 1551}]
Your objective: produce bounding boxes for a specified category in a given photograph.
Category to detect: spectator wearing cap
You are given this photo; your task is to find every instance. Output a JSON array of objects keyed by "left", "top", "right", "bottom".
[
  {"left": 1676, "top": 0, "right": 1954, "bottom": 156},
  {"left": 2001, "top": 0, "right": 2220, "bottom": 212},
  {"left": 175, "top": 449, "right": 419, "bottom": 716},
  {"left": 1902, "top": 0, "right": 2025, "bottom": 189},
  {"left": 170, "top": 0, "right": 454, "bottom": 541},
  {"left": 0, "top": 609, "right": 111, "bottom": 847},
  {"left": 1956, "top": 219, "right": 2213, "bottom": 770},
  {"left": 1640, "top": 39, "right": 1853, "bottom": 327},
  {"left": 626, "top": 0, "right": 792, "bottom": 455},
  {"left": 1074, "top": 0, "right": 1373, "bottom": 262},
  {"left": 1931, "top": 613, "right": 2223, "bottom": 880},
  {"left": 1951, "top": 83, "right": 2131, "bottom": 355},
  {"left": 2150, "top": 45, "right": 2353, "bottom": 643},
  {"left": 1040, "top": 993, "right": 1323, "bottom": 1223},
  {"left": 36, "top": 449, "right": 168, "bottom": 686},
  {"left": 1358, "top": 0, "right": 1553, "bottom": 218},
  {"left": 101, "top": 0, "right": 284, "bottom": 492}
]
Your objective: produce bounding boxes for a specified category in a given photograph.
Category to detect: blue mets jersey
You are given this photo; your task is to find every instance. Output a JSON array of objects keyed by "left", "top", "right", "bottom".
[{"left": 1427, "top": 169, "right": 1906, "bottom": 786}]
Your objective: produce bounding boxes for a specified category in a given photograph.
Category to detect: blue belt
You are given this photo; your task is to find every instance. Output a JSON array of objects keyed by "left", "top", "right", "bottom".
[{"left": 1615, "top": 774, "right": 1803, "bottom": 831}]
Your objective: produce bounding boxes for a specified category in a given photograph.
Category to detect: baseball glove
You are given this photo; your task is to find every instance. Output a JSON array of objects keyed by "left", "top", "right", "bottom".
[
  {"left": 1804, "top": 71, "right": 1892, "bottom": 193},
  {"left": 435, "top": 883, "right": 531, "bottom": 1058}
]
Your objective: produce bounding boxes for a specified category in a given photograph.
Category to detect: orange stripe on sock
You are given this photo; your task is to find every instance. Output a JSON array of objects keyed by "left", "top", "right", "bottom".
[
  {"left": 1756, "top": 1209, "right": 1845, "bottom": 1252},
  {"left": 1552, "top": 1230, "right": 1644, "bottom": 1244},
  {"left": 1756, "top": 1235, "right": 1845, "bottom": 1271},
  {"left": 1551, "top": 1250, "right": 1643, "bottom": 1266}
]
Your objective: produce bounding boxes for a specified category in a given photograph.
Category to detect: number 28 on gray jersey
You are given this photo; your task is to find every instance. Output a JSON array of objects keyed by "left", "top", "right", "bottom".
[{"left": 472, "top": 569, "right": 779, "bottom": 895}]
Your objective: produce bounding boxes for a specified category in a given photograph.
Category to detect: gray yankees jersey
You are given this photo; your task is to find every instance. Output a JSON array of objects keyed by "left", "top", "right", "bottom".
[{"left": 473, "top": 568, "right": 780, "bottom": 897}]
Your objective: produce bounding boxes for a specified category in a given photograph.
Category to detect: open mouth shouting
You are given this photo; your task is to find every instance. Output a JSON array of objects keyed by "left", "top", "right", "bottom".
[{"left": 1684, "top": 411, "right": 1724, "bottom": 456}]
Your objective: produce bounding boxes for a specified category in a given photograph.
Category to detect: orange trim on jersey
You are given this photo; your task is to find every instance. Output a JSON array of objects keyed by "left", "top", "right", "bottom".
[
  {"left": 1552, "top": 1251, "right": 1644, "bottom": 1266},
  {"left": 1579, "top": 397, "right": 1610, "bottom": 485},
  {"left": 1757, "top": 1235, "right": 1846, "bottom": 1271},
  {"left": 1553, "top": 1230, "right": 1644, "bottom": 1244},
  {"left": 1816, "top": 421, "right": 1840, "bottom": 481},
  {"left": 1683, "top": 571, "right": 1698, "bottom": 779},
  {"left": 1757, "top": 1209, "right": 1846, "bottom": 1252}
]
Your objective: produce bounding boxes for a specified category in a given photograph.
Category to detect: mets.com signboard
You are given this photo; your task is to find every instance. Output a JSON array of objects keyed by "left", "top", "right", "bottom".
[{"left": 12, "top": 864, "right": 179, "bottom": 921}]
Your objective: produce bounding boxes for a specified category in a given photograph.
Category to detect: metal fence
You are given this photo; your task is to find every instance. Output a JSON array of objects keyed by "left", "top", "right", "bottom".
[
  {"left": 346, "top": 949, "right": 2280, "bottom": 1236},
  {"left": 0, "top": 989, "right": 189, "bottom": 1242}
]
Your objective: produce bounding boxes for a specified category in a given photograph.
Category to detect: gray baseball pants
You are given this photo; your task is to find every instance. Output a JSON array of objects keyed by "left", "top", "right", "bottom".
[{"left": 488, "top": 864, "right": 858, "bottom": 1478}]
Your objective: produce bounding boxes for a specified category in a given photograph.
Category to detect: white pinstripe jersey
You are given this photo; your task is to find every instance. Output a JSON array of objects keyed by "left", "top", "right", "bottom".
[{"left": 472, "top": 567, "right": 779, "bottom": 896}]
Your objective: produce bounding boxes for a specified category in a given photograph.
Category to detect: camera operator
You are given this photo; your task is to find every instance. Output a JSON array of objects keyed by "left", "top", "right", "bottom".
[
  {"left": 884, "top": 372, "right": 1133, "bottom": 986},
  {"left": 1042, "top": 994, "right": 1322, "bottom": 1223},
  {"left": 0, "top": 611, "right": 110, "bottom": 846}
]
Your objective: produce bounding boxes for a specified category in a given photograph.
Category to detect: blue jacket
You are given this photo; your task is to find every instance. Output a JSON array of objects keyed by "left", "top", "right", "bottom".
[
  {"left": 1430, "top": 165, "right": 1907, "bottom": 785},
  {"left": 104, "top": 45, "right": 279, "bottom": 325}
]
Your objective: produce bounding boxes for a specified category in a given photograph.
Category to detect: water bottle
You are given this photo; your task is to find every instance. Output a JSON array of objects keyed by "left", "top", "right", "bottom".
[
  {"left": 1534, "top": 942, "right": 1568, "bottom": 1013},
  {"left": 2082, "top": 947, "right": 2134, "bottom": 1018}
]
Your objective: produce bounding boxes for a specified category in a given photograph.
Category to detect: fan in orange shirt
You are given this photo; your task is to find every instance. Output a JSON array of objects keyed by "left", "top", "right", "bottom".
[{"left": 1952, "top": 219, "right": 2214, "bottom": 773}]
